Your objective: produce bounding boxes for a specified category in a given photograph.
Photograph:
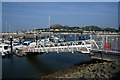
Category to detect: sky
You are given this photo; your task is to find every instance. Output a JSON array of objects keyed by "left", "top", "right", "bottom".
[
  {"left": 2, "top": 2, "right": 118, "bottom": 32},
  {"left": 2, "top": 0, "right": 120, "bottom": 2}
]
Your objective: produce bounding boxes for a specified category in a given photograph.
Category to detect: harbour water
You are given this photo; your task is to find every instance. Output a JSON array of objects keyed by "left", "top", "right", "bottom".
[
  {"left": 2, "top": 53, "right": 91, "bottom": 78},
  {"left": 2, "top": 34, "right": 120, "bottom": 78},
  {"left": 2, "top": 35, "right": 91, "bottom": 78}
]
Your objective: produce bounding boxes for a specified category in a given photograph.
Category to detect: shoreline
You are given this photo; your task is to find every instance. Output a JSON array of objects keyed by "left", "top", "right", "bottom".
[
  {"left": 0, "top": 34, "right": 120, "bottom": 39},
  {"left": 40, "top": 59, "right": 120, "bottom": 79}
]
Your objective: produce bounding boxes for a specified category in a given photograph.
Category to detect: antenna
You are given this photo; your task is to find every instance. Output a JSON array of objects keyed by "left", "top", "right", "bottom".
[
  {"left": 48, "top": 16, "right": 50, "bottom": 27},
  {"left": 5, "top": 21, "right": 7, "bottom": 33},
  {"left": 34, "top": 27, "right": 35, "bottom": 35}
]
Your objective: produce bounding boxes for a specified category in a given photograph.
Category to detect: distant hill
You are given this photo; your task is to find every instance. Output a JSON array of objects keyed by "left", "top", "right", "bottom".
[
  {"left": 49, "top": 24, "right": 118, "bottom": 32},
  {"left": 50, "top": 24, "right": 68, "bottom": 29},
  {"left": 82, "top": 25, "right": 101, "bottom": 31},
  {"left": 103, "top": 28, "right": 118, "bottom": 32},
  {"left": 82, "top": 25, "right": 118, "bottom": 32}
]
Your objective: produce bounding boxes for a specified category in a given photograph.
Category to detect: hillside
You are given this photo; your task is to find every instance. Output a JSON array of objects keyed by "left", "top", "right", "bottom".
[
  {"left": 49, "top": 24, "right": 118, "bottom": 32},
  {"left": 82, "top": 25, "right": 101, "bottom": 31},
  {"left": 50, "top": 24, "right": 68, "bottom": 29},
  {"left": 82, "top": 25, "right": 118, "bottom": 32}
]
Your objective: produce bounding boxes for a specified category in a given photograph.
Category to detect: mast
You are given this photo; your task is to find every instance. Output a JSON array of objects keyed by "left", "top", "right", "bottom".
[
  {"left": 5, "top": 21, "right": 7, "bottom": 33},
  {"left": 48, "top": 16, "right": 50, "bottom": 39},
  {"left": 48, "top": 16, "right": 50, "bottom": 26}
]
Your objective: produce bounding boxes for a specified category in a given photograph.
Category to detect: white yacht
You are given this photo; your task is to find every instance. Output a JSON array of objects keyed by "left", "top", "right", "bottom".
[{"left": 0, "top": 43, "right": 10, "bottom": 56}]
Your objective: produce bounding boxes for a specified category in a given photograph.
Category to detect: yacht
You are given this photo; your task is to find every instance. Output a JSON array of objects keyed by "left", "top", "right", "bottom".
[{"left": 0, "top": 43, "right": 10, "bottom": 56}]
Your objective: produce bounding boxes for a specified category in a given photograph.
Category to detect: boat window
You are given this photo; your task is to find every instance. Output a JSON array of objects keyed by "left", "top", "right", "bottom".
[
  {"left": 0, "top": 46, "right": 2, "bottom": 48},
  {"left": 55, "top": 44, "right": 57, "bottom": 46},
  {"left": 78, "top": 42, "right": 82, "bottom": 45},
  {"left": 24, "top": 43, "right": 27, "bottom": 45},
  {"left": 60, "top": 44, "right": 64, "bottom": 46},
  {"left": 85, "top": 41, "right": 91, "bottom": 44},
  {"left": 66, "top": 43, "right": 69, "bottom": 45},
  {"left": 4, "top": 46, "right": 8, "bottom": 50},
  {"left": 24, "top": 43, "right": 29, "bottom": 46},
  {"left": 64, "top": 44, "right": 67, "bottom": 46},
  {"left": 41, "top": 45, "right": 44, "bottom": 47}
]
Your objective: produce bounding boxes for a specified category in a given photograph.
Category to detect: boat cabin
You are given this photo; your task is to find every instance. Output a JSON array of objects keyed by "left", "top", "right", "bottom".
[
  {"left": 0, "top": 43, "right": 9, "bottom": 53},
  {"left": 23, "top": 41, "right": 31, "bottom": 46}
]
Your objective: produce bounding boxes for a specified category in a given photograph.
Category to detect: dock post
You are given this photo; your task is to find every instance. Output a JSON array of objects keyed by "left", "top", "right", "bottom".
[
  {"left": 100, "top": 51, "right": 103, "bottom": 60},
  {"left": 79, "top": 34, "right": 80, "bottom": 40},
  {"left": 77, "top": 34, "right": 79, "bottom": 41},
  {"left": 64, "top": 35, "right": 66, "bottom": 42},
  {"left": 2, "top": 35, "right": 4, "bottom": 40},
  {"left": 106, "top": 35, "right": 108, "bottom": 43},
  {"left": 36, "top": 35, "right": 38, "bottom": 45},
  {"left": 10, "top": 36, "right": 13, "bottom": 52},
  {"left": 23, "top": 36, "right": 25, "bottom": 39},
  {"left": 74, "top": 34, "right": 76, "bottom": 41},
  {"left": 19, "top": 38, "right": 21, "bottom": 44},
  {"left": 90, "top": 34, "right": 92, "bottom": 40}
]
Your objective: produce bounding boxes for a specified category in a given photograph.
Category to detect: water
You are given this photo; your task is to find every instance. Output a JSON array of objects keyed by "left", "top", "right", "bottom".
[
  {"left": 2, "top": 53, "right": 91, "bottom": 78},
  {"left": 42, "top": 34, "right": 90, "bottom": 41},
  {"left": 2, "top": 35, "right": 91, "bottom": 78},
  {"left": 2, "top": 34, "right": 120, "bottom": 78}
]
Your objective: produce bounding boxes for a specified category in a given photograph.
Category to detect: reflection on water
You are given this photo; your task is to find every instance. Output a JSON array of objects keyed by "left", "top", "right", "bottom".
[{"left": 2, "top": 53, "right": 91, "bottom": 78}]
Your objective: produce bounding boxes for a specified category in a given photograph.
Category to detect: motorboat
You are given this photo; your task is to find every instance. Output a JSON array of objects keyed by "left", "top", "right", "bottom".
[{"left": 23, "top": 41, "right": 31, "bottom": 46}]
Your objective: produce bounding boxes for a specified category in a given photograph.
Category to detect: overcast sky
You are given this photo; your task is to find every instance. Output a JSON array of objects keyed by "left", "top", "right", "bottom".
[{"left": 2, "top": 2, "right": 118, "bottom": 32}]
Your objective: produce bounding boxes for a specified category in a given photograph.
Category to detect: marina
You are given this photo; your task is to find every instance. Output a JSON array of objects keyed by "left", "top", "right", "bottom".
[
  {"left": 1, "top": 34, "right": 120, "bottom": 59},
  {"left": 1, "top": 2, "right": 120, "bottom": 79},
  {"left": 1, "top": 34, "right": 120, "bottom": 79}
]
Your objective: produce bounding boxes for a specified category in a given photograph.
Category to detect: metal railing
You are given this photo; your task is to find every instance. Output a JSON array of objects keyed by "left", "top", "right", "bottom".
[
  {"left": 91, "top": 35, "right": 120, "bottom": 52},
  {"left": 22, "top": 39, "right": 98, "bottom": 54}
]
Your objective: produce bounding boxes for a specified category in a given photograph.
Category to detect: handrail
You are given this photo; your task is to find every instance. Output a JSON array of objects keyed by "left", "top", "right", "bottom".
[
  {"left": 22, "top": 39, "right": 97, "bottom": 54},
  {"left": 82, "top": 41, "right": 90, "bottom": 53},
  {"left": 92, "top": 40, "right": 99, "bottom": 49}
]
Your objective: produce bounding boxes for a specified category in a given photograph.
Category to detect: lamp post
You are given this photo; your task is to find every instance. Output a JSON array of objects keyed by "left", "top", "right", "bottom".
[
  {"left": 36, "top": 35, "right": 38, "bottom": 45},
  {"left": 10, "top": 36, "right": 13, "bottom": 52}
]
